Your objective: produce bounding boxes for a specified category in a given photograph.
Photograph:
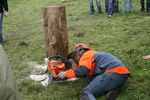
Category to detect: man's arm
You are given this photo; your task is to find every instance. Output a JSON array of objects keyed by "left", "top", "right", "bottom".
[
  {"left": 143, "top": 55, "right": 150, "bottom": 59},
  {"left": 65, "top": 65, "right": 90, "bottom": 79}
]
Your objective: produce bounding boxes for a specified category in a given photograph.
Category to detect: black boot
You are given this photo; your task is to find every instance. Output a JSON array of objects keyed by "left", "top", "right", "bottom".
[
  {"left": 105, "top": 89, "right": 119, "bottom": 100},
  {"left": 80, "top": 93, "right": 96, "bottom": 100},
  {"left": 80, "top": 94, "right": 91, "bottom": 100}
]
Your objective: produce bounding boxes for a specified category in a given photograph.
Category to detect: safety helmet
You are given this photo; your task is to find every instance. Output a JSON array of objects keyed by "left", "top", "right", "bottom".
[
  {"left": 72, "top": 43, "right": 90, "bottom": 51},
  {"left": 68, "top": 43, "right": 90, "bottom": 59}
]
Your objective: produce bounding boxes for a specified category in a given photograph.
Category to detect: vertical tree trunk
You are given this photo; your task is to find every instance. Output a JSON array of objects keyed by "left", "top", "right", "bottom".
[{"left": 42, "top": 5, "right": 68, "bottom": 57}]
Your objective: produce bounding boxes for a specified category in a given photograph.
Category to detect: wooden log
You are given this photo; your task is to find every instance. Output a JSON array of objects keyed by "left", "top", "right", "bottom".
[{"left": 42, "top": 5, "right": 68, "bottom": 57}]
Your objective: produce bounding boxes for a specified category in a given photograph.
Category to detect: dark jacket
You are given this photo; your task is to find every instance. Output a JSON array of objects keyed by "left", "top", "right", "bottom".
[
  {"left": 0, "top": 45, "right": 20, "bottom": 100},
  {"left": 0, "top": 0, "right": 8, "bottom": 13}
]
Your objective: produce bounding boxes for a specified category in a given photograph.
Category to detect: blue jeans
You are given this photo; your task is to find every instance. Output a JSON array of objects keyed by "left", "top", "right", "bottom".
[
  {"left": 147, "top": 0, "right": 150, "bottom": 12},
  {"left": 122, "top": 0, "right": 133, "bottom": 13},
  {"left": 80, "top": 73, "right": 129, "bottom": 100},
  {"left": 105, "top": 0, "right": 115, "bottom": 15},
  {"left": 114, "top": 0, "right": 119, "bottom": 13},
  {"left": 0, "top": 13, "right": 3, "bottom": 44},
  {"left": 140, "top": 0, "right": 150, "bottom": 12},
  {"left": 89, "top": 0, "right": 102, "bottom": 14}
]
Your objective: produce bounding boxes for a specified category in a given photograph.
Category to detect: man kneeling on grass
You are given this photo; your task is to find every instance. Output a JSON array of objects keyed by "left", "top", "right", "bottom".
[{"left": 57, "top": 43, "right": 131, "bottom": 100}]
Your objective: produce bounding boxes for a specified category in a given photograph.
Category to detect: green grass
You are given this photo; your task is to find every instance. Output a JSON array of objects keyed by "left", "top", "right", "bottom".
[{"left": 3, "top": 0, "right": 150, "bottom": 100}]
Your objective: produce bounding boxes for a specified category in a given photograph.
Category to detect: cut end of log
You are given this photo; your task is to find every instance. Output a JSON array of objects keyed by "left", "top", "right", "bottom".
[{"left": 42, "top": 5, "right": 65, "bottom": 9}]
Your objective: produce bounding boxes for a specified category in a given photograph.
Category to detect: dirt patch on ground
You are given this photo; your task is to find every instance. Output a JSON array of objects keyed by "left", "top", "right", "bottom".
[
  {"left": 19, "top": 41, "right": 29, "bottom": 47},
  {"left": 73, "top": 33, "right": 85, "bottom": 37}
]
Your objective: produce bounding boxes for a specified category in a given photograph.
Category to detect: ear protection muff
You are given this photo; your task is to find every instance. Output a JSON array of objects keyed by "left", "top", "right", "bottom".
[
  {"left": 76, "top": 49, "right": 85, "bottom": 56},
  {"left": 68, "top": 44, "right": 88, "bottom": 59},
  {"left": 68, "top": 49, "right": 85, "bottom": 59}
]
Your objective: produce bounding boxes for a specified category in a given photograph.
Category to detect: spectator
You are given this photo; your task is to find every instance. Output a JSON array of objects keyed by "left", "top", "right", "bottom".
[
  {"left": 105, "top": 0, "right": 115, "bottom": 18},
  {"left": 0, "top": 0, "right": 8, "bottom": 44},
  {"left": 88, "top": 0, "right": 102, "bottom": 15},
  {"left": 114, "top": 0, "right": 119, "bottom": 13},
  {"left": 140, "top": 0, "right": 150, "bottom": 13},
  {"left": 122, "top": 0, "right": 133, "bottom": 14},
  {"left": 0, "top": 44, "right": 20, "bottom": 100}
]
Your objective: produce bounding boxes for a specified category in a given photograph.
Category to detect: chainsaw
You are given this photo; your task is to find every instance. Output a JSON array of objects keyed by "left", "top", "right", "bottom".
[{"left": 45, "top": 56, "right": 72, "bottom": 83}]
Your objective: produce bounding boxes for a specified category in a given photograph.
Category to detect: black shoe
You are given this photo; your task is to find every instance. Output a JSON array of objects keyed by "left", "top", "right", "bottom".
[
  {"left": 80, "top": 94, "right": 92, "bottom": 100},
  {"left": 98, "top": 11, "right": 102, "bottom": 13},
  {"left": 0, "top": 42, "right": 3, "bottom": 45},
  {"left": 105, "top": 89, "right": 119, "bottom": 100},
  {"left": 90, "top": 12, "right": 94, "bottom": 15},
  {"left": 108, "top": 15, "right": 112, "bottom": 18},
  {"left": 146, "top": 10, "right": 150, "bottom": 13},
  {"left": 80, "top": 92, "right": 96, "bottom": 100},
  {"left": 141, "top": 9, "right": 145, "bottom": 12}
]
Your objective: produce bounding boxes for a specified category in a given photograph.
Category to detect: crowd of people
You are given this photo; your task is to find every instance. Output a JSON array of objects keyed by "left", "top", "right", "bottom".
[{"left": 88, "top": 0, "right": 150, "bottom": 17}]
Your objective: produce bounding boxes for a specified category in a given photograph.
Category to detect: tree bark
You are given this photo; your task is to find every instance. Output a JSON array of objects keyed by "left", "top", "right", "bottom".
[{"left": 42, "top": 5, "right": 68, "bottom": 57}]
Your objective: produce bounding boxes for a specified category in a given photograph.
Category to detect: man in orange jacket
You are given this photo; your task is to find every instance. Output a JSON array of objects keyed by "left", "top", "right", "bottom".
[{"left": 57, "top": 43, "right": 130, "bottom": 100}]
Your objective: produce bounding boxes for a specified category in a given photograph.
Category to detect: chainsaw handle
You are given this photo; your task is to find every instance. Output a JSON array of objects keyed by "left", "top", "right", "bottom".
[{"left": 48, "top": 56, "right": 67, "bottom": 60}]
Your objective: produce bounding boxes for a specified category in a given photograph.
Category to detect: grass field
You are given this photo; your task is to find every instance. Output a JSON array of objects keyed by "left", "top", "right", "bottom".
[{"left": 2, "top": 0, "right": 150, "bottom": 100}]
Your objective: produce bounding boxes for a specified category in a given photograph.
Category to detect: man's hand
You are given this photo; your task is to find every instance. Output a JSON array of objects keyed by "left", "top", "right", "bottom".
[
  {"left": 56, "top": 72, "right": 67, "bottom": 79},
  {"left": 143, "top": 55, "right": 150, "bottom": 59},
  {"left": 3, "top": 11, "right": 8, "bottom": 17}
]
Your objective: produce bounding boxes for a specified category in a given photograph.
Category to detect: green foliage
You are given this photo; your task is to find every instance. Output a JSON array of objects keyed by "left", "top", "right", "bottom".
[{"left": 3, "top": 0, "right": 150, "bottom": 100}]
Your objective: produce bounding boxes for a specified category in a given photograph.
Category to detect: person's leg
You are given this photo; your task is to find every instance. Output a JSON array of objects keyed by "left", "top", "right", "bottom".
[
  {"left": 89, "top": 0, "right": 95, "bottom": 14},
  {"left": 80, "top": 73, "right": 129, "bottom": 100},
  {"left": 114, "top": 0, "right": 119, "bottom": 13},
  {"left": 122, "top": 0, "right": 127, "bottom": 14},
  {"left": 105, "top": 88, "right": 120, "bottom": 100},
  {"left": 80, "top": 93, "right": 96, "bottom": 100},
  {"left": 0, "top": 13, "right": 3, "bottom": 44},
  {"left": 107, "top": 0, "right": 114, "bottom": 17},
  {"left": 146, "top": 0, "right": 150, "bottom": 12},
  {"left": 105, "top": 0, "right": 109, "bottom": 13},
  {"left": 129, "top": 0, "right": 133, "bottom": 12},
  {"left": 96, "top": 0, "right": 102, "bottom": 13},
  {"left": 140, "top": 0, "right": 145, "bottom": 12}
]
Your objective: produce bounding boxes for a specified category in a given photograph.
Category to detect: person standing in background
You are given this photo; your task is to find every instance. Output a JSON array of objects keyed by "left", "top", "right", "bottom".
[
  {"left": 140, "top": 0, "right": 150, "bottom": 13},
  {"left": 88, "top": 0, "right": 102, "bottom": 15},
  {"left": 122, "top": 0, "right": 133, "bottom": 14},
  {"left": 0, "top": 0, "right": 8, "bottom": 44},
  {"left": 114, "top": 0, "right": 119, "bottom": 13},
  {"left": 105, "top": 0, "right": 115, "bottom": 18}
]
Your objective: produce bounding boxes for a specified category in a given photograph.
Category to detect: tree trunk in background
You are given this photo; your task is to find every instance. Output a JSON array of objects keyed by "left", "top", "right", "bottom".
[{"left": 42, "top": 5, "right": 68, "bottom": 57}]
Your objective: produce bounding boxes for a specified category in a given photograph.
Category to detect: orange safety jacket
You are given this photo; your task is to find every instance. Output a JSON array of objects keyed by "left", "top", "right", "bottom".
[{"left": 66, "top": 50, "right": 130, "bottom": 79}]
